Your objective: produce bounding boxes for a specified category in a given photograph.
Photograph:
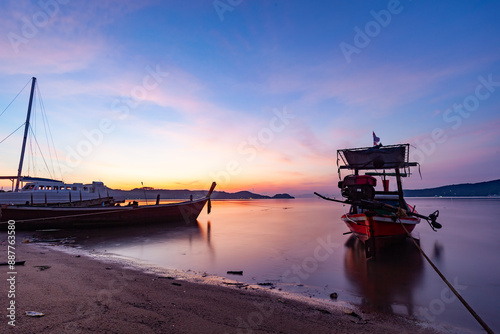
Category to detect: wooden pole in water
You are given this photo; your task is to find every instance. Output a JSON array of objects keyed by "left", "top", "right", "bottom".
[
  {"left": 141, "top": 182, "right": 148, "bottom": 205},
  {"left": 156, "top": 194, "right": 160, "bottom": 205}
]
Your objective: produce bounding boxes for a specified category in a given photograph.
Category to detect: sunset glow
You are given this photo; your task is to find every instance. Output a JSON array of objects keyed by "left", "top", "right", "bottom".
[{"left": 1, "top": 1, "right": 499, "bottom": 196}]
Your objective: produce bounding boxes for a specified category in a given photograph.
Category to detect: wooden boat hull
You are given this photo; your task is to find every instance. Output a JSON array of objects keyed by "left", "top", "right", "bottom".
[
  {"left": 0, "top": 197, "right": 210, "bottom": 230},
  {"left": 341, "top": 213, "right": 419, "bottom": 243}
]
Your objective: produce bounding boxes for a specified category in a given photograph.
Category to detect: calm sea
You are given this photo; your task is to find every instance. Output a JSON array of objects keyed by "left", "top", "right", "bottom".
[{"left": 29, "top": 198, "right": 500, "bottom": 333}]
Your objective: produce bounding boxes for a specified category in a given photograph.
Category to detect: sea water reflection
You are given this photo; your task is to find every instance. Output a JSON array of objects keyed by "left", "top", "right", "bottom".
[
  {"left": 344, "top": 236, "right": 424, "bottom": 316},
  {"left": 31, "top": 198, "right": 500, "bottom": 333}
]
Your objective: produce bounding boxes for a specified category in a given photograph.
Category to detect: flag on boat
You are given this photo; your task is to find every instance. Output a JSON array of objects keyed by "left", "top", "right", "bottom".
[{"left": 373, "top": 132, "right": 380, "bottom": 146}]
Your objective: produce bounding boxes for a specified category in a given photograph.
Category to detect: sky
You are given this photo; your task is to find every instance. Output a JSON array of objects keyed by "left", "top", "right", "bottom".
[{"left": 0, "top": 0, "right": 499, "bottom": 196}]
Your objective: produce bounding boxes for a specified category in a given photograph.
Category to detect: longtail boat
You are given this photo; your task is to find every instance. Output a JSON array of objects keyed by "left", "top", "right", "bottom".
[
  {"left": 0, "top": 182, "right": 216, "bottom": 230},
  {"left": 315, "top": 144, "right": 441, "bottom": 257}
]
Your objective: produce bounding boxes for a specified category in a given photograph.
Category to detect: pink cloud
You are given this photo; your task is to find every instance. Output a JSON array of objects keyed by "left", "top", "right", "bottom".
[
  {"left": 0, "top": 0, "right": 157, "bottom": 75},
  {"left": 244, "top": 54, "right": 500, "bottom": 120},
  {"left": 403, "top": 119, "right": 500, "bottom": 187}
]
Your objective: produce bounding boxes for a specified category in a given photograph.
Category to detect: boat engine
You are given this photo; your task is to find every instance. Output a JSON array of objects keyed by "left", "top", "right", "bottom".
[{"left": 338, "top": 175, "right": 377, "bottom": 201}]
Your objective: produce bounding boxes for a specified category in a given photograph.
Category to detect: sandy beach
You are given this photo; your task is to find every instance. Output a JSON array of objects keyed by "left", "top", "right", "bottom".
[{"left": 0, "top": 240, "right": 441, "bottom": 334}]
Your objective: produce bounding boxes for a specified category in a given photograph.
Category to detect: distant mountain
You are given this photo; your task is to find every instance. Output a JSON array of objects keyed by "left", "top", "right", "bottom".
[
  {"left": 110, "top": 188, "right": 294, "bottom": 200},
  {"left": 213, "top": 190, "right": 270, "bottom": 199},
  {"left": 404, "top": 179, "right": 500, "bottom": 197},
  {"left": 272, "top": 193, "right": 295, "bottom": 199}
]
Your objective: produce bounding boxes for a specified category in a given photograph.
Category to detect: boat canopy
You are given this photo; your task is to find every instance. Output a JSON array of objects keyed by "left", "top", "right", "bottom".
[
  {"left": 337, "top": 144, "right": 418, "bottom": 171},
  {"left": 21, "top": 176, "right": 64, "bottom": 183}
]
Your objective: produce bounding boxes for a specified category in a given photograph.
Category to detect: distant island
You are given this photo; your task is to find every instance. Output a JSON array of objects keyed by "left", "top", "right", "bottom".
[
  {"left": 108, "top": 188, "right": 294, "bottom": 200},
  {"left": 296, "top": 179, "right": 500, "bottom": 198},
  {"left": 404, "top": 179, "right": 500, "bottom": 197},
  {"left": 209, "top": 190, "right": 294, "bottom": 200},
  {"left": 106, "top": 179, "right": 500, "bottom": 200}
]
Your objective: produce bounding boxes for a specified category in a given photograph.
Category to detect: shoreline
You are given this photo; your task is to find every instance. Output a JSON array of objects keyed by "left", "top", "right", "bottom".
[{"left": 0, "top": 240, "right": 446, "bottom": 333}]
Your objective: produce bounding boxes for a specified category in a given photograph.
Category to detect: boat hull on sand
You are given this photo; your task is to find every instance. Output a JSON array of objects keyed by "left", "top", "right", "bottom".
[
  {"left": 0, "top": 182, "right": 216, "bottom": 230},
  {"left": 1, "top": 197, "right": 209, "bottom": 230}
]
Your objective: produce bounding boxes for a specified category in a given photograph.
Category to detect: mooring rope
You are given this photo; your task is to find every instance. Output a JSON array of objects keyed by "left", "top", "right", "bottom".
[
  {"left": 399, "top": 221, "right": 494, "bottom": 333},
  {"left": 342, "top": 205, "right": 360, "bottom": 225}
]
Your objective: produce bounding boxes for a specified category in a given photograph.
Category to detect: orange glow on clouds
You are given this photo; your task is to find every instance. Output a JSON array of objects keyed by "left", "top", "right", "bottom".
[{"left": 0, "top": 1, "right": 499, "bottom": 195}]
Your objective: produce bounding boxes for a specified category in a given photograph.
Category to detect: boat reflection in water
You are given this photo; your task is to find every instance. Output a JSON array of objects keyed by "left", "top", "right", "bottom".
[
  {"left": 27, "top": 219, "right": 212, "bottom": 263},
  {"left": 343, "top": 235, "right": 424, "bottom": 316}
]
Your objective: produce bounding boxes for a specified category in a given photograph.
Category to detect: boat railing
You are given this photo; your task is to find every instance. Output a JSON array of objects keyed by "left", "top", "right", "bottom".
[
  {"left": 374, "top": 192, "right": 400, "bottom": 199},
  {"left": 338, "top": 162, "right": 418, "bottom": 170}
]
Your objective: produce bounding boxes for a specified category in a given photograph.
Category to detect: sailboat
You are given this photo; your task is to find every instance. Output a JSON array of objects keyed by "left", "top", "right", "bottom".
[
  {"left": 0, "top": 77, "right": 216, "bottom": 229},
  {"left": 0, "top": 77, "right": 112, "bottom": 205}
]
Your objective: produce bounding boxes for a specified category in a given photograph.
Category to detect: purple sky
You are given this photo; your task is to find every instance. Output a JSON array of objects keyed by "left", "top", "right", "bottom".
[{"left": 0, "top": 0, "right": 499, "bottom": 195}]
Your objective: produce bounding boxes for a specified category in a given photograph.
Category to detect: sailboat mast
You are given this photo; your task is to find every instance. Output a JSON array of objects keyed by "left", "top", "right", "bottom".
[{"left": 15, "top": 77, "right": 36, "bottom": 192}]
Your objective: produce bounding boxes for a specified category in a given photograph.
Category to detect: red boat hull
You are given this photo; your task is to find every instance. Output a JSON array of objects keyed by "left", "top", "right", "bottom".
[{"left": 342, "top": 213, "right": 419, "bottom": 243}]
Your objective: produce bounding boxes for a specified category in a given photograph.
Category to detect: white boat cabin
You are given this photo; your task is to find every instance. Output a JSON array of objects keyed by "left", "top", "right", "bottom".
[{"left": 19, "top": 177, "right": 106, "bottom": 193}]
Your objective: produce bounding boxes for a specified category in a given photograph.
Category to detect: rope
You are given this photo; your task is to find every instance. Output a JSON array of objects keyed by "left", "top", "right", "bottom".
[
  {"left": 28, "top": 127, "right": 54, "bottom": 179},
  {"left": 399, "top": 221, "right": 494, "bottom": 333},
  {"left": 36, "top": 84, "right": 62, "bottom": 180},
  {"left": 3, "top": 205, "right": 135, "bottom": 223},
  {"left": 38, "top": 85, "right": 55, "bottom": 176},
  {"left": 342, "top": 205, "right": 360, "bottom": 225},
  {"left": 0, "top": 123, "right": 25, "bottom": 144},
  {"left": 0, "top": 78, "right": 31, "bottom": 119}
]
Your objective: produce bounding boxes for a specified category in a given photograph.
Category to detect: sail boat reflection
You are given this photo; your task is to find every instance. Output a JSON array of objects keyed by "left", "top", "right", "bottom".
[{"left": 343, "top": 236, "right": 424, "bottom": 316}]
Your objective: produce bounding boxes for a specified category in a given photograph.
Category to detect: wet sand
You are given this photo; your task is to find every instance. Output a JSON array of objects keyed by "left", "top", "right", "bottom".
[{"left": 0, "top": 241, "right": 441, "bottom": 333}]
